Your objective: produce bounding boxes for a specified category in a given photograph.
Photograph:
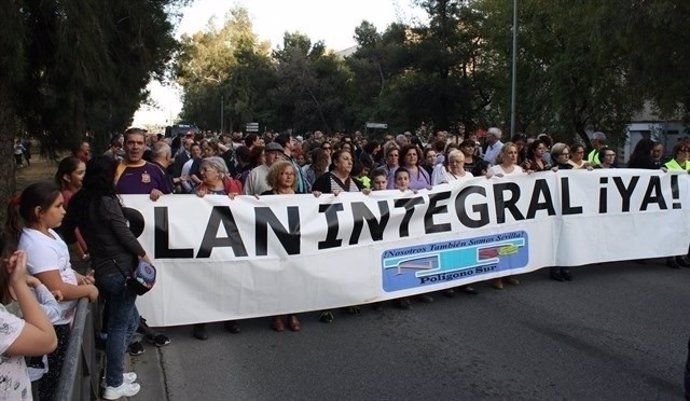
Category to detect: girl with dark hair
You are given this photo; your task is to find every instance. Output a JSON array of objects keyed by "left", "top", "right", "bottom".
[
  {"left": 62, "top": 156, "right": 149, "bottom": 399},
  {"left": 522, "top": 139, "right": 550, "bottom": 172},
  {"left": 6, "top": 182, "right": 98, "bottom": 401},
  {"left": 55, "top": 156, "right": 89, "bottom": 271},
  {"left": 627, "top": 138, "right": 656, "bottom": 169}
]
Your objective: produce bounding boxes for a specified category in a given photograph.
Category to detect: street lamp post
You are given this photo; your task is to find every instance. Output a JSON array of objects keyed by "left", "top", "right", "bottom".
[{"left": 510, "top": 0, "right": 518, "bottom": 137}]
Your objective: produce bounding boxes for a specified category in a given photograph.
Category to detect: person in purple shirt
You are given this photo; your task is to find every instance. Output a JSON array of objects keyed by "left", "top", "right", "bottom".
[
  {"left": 112, "top": 127, "right": 171, "bottom": 354},
  {"left": 114, "top": 128, "right": 172, "bottom": 199},
  {"left": 387, "top": 144, "right": 431, "bottom": 190}
]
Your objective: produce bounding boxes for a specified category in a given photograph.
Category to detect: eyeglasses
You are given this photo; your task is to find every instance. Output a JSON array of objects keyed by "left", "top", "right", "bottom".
[{"left": 560, "top": 152, "right": 570, "bottom": 157}]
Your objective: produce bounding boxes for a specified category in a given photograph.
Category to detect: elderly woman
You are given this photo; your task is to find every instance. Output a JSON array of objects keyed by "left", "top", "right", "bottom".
[
  {"left": 195, "top": 156, "right": 243, "bottom": 197},
  {"left": 550, "top": 143, "right": 573, "bottom": 171},
  {"left": 191, "top": 156, "right": 242, "bottom": 340},
  {"left": 261, "top": 161, "right": 302, "bottom": 332},
  {"left": 387, "top": 144, "right": 431, "bottom": 190},
  {"left": 428, "top": 149, "right": 479, "bottom": 296},
  {"left": 432, "top": 149, "right": 473, "bottom": 185}
]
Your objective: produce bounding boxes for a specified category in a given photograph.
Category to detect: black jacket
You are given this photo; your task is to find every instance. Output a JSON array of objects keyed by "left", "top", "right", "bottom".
[{"left": 63, "top": 196, "right": 146, "bottom": 278}]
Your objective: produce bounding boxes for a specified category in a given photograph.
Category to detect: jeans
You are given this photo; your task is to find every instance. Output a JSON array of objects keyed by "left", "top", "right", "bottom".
[{"left": 97, "top": 273, "right": 139, "bottom": 387}]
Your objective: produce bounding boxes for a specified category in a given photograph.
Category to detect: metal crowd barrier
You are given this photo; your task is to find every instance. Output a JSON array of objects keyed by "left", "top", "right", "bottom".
[{"left": 55, "top": 298, "right": 100, "bottom": 401}]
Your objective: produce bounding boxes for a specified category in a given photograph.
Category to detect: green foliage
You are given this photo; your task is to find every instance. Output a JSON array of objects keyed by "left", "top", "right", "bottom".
[
  {"left": 4, "top": 0, "right": 183, "bottom": 156},
  {"left": 174, "top": 1, "right": 690, "bottom": 143}
]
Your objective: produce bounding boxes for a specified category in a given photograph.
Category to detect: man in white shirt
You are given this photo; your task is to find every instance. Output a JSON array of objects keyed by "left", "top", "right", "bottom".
[{"left": 483, "top": 127, "right": 504, "bottom": 165}]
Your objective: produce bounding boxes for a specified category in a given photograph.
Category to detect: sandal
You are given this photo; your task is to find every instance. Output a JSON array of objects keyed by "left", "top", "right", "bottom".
[
  {"left": 271, "top": 317, "right": 285, "bottom": 332},
  {"left": 288, "top": 315, "right": 301, "bottom": 332}
]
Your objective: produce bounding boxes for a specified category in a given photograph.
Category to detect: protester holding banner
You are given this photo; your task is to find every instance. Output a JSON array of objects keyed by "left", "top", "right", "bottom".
[
  {"left": 113, "top": 128, "right": 171, "bottom": 358},
  {"left": 486, "top": 142, "right": 524, "bottom": 289},
  {"left": 115, "top": 128, "right": 172, "bottom": 199},
  {"left": 261, "top": 161, "right": 303, "bottom": 332},
  {"left": 664, "top": 143, "right": 690, "bottom": 172},
  {"left": 431, "top": 149, "right": 473, "bottom": 186},
  {"left": 487, "top": 142, "right": 524, "bottom": 178},
  {"left": 387, "top": 144, "right": 431, "bottom": 190},
  {"left": 662, "top": 143, "right": 690, "bottom": 269},
  {"left": 6, "top": 182, "right": 99, "bottom": 401},
  {"left": 549, "top": 143, "right": 576, "bottom": 281},
  {"left": 459, "top": 139, "right": 488, "bottom": 177},
  {"left": 194, "top": 157, "right": 242, "bottom": 198},
  {"left": 595, "top": 147, "right": 617, "bottom": 169},
  {"left": 568, "top": 143, "right": 590, "bottom": 169},
  {"left": 191, "top": 156, "right": 242, "bottom": 340},
  {"left": 312, "top": 150, "right": 363, "bottom": 195},
  {"left": 522, "top": 139, "right": 551, "bottom": 172},
  {"left": 63, "top": 157, "right": 149, "bottom": 399},
  {"left": 276, "top": 133, "right": 309, "bottom": 194},
  {"left": 370, "top": 168, "right": 388, "bottom": 191},
  {"left": 312, "top": 150, "right": 364, "bottom": 322}
]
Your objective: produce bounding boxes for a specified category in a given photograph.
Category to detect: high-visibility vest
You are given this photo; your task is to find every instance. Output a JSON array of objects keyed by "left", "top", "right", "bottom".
[
  {"left": 587, "top": 149, "right": 600, "bottom": 166},
  {"left": 664, "top": 158, "right": 690, "bottom": 171}
]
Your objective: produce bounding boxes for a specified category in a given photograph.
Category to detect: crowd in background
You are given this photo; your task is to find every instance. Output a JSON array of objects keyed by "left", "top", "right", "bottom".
[{"left": 2, "top": 124, "right": 689, "bottom": 400}]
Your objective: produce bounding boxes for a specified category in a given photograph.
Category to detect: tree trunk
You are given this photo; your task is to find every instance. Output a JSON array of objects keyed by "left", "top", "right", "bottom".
[{"left": 0, "top": 81, "right": 17, "bottom": 224}]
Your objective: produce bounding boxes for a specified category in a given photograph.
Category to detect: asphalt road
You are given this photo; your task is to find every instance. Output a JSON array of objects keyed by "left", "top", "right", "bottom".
[{"left": 130, "top": 259, "right": 690, "bottom": 401}]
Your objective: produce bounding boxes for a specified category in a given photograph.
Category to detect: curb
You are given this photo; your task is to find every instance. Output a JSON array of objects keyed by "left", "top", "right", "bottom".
[{"left": 127, "top": 345, "right": 167, "bottom": 400}]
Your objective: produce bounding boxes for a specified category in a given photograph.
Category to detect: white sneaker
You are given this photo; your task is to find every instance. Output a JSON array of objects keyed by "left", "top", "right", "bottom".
[
  {"left": 102, "top": 382, "right": 140, "bottom": 400},
  {"left": 101, "top": 372, "right": 137, "bottom": 388}
]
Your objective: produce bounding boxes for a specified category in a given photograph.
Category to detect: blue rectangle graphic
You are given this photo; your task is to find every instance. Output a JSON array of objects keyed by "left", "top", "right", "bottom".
[{"left": 381, "top": 231, "right": 529, "bottom": 292}]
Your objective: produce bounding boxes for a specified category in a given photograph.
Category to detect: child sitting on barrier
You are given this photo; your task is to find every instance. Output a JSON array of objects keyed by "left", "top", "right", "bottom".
[
  {"left": 7, "top": 273, "right": 62, "bottom": 400},
  {"left": 0, "top": 249, "right": 58, "bottom": 401}
]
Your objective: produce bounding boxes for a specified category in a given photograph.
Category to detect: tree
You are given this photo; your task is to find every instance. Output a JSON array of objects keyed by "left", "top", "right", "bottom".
[
  {"left": 270, "top": 33, "right": 351, "bottom": 133},
  {"left": 176, "top": 7, "right": 272, "bottom": 132},
  {"left": 0, "top": 0, "right": 182, "bottom": 222},
  {"left": 477, "top": 0, "right": 643, "bottom": 143}
]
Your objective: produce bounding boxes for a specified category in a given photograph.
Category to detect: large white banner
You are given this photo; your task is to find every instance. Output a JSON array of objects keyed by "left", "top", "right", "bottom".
[{"left": 122, "top": 169, "right": 690, "bottom": 326}]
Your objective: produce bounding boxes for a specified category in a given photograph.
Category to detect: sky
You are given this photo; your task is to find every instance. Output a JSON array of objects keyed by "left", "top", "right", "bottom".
[{"left": 133, "top": 0, "right": 426, "bottom": 128}]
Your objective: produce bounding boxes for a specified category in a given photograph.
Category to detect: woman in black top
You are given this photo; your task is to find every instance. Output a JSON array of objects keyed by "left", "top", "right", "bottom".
[{"left": 63, "top": 156, "right": 149, "bottom": 397}]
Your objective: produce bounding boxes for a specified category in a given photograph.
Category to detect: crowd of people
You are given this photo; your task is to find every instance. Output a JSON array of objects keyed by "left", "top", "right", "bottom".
[{"left": 1, "top": 125, "right": 687, "bottom": 400}]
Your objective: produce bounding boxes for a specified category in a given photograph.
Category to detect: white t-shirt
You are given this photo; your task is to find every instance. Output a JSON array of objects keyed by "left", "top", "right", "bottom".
[
  {"left": 488, "top": 164, "right": 524, "bottom": 176},
  {"left": 19, "top": 228, "right": 78, "bottom": 325},
  {"left": 0, "top": 305, "right": 31, "bottom": 400},
  {"left": 432, "top": 166, "right": 474, "bottom": 185}
]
